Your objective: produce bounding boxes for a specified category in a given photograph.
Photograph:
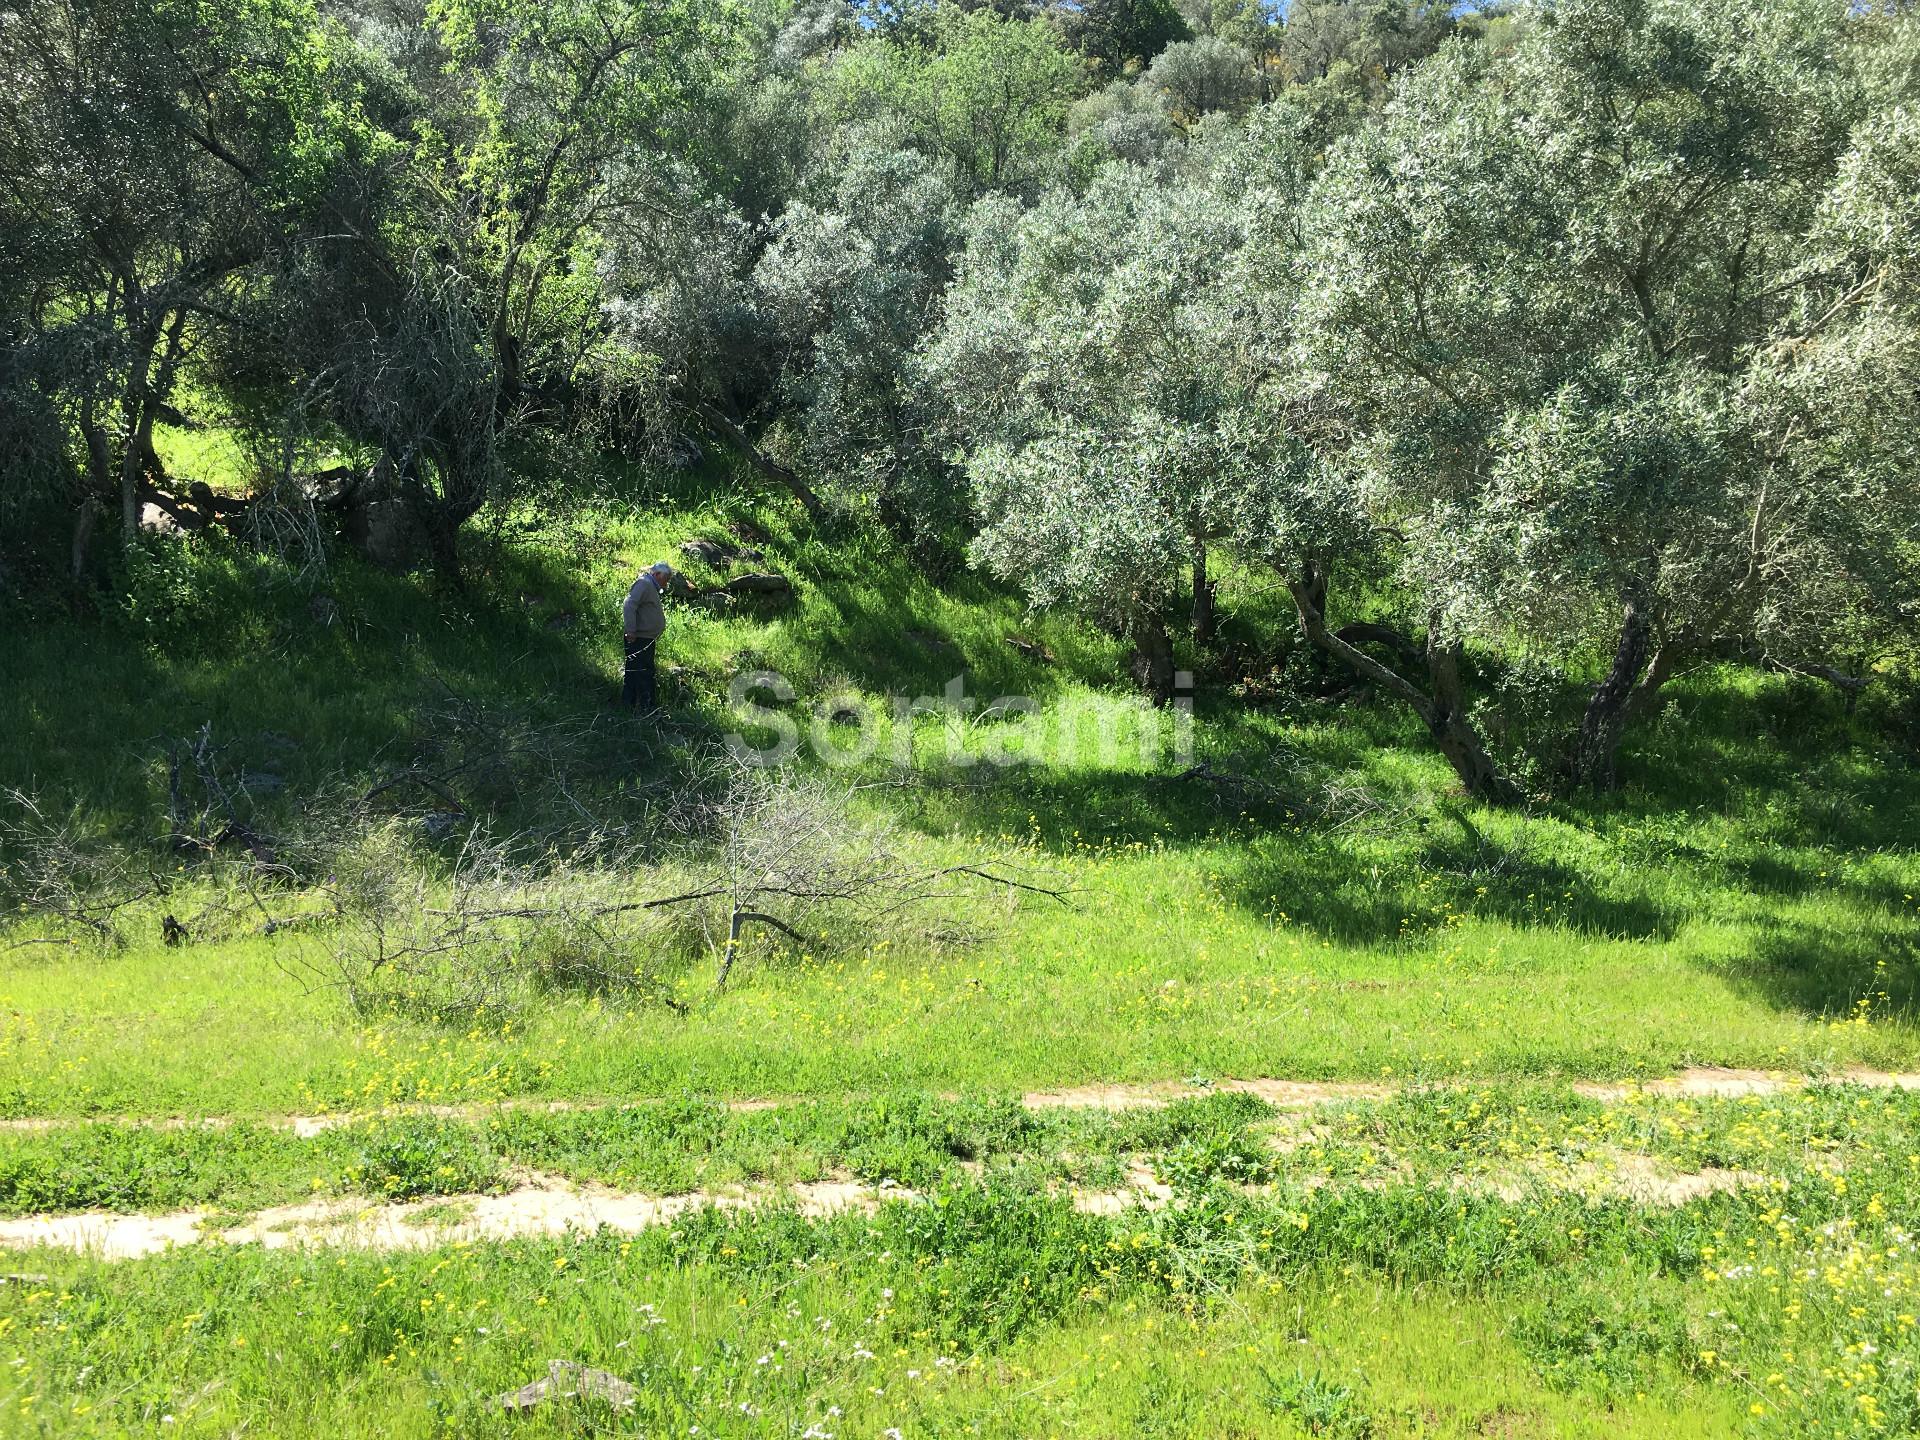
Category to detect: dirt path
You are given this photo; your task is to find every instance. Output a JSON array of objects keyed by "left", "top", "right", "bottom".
[
  {"left": 1025, "top": 1064, "right": 1920, "bottom": 1109},
  {"left": 0, "top": 1175, "right": 918, "bottom": 1262},
  {"left": 5, "top": 1066, "right": 1918, "bottom": 1137},
  {"left": 1, "top": 1064, "right": 1894, "bottom": 1258},
  {"left": 0, "top": 1137, "right": 1778, "bottom": 1260},
  {"left": 1571, "top": 1065, "right": 1920, "bottom": 1101}
]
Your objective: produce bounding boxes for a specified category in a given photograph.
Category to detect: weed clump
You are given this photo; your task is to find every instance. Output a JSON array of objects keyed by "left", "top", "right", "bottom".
[{"left": 345, "top": 1117, "right": 503, "bottom": 1200}]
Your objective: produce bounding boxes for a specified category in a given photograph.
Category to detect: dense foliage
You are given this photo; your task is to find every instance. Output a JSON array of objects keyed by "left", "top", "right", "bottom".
[{"left": 2, "top": 0, "right": 1916, "bottom": 797}]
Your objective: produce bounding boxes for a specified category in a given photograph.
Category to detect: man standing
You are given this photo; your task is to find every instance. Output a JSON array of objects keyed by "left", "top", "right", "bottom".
[{"left": 621, "top": 561, "right": 674, "bottom": 712}]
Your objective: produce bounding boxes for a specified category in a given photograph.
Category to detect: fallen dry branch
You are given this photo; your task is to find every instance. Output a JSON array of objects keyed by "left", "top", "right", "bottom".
[
  {"left": 299, "top": 768, "right": 1071, "bottom": 1019},
  {"left": 0, "top": 789, "right": 158, "bottom": 947}
]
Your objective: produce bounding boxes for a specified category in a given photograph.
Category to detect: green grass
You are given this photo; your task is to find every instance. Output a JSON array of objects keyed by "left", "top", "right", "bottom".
[
  {"left": 0, "top": 1086, "right": 1473, "bottom": 1220},
  {"left": 6, "top": 1083, "right": 1920, "bottom": 1433},
  {"left": 0, "top": 1247, "right": 1747, "bottom": 1436},
  {"left": 4, "top": 458, "right": 1920, "bottom": 1434},
  {"left": 5, "top": 491, "right": 1915, "bottom": 1115},
  {"left": 2, "top": 856, "right": 1914, "bottom": 1120},
  {"left": 0, "top": 1146, "right": 1878, "bottom": 1436}
]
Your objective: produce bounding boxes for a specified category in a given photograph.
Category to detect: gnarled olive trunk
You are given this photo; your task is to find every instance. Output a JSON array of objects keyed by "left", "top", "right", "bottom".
[
  {"left": 346, "top": 447, "right": 487, "bottom": 587},
  {"left": 1285, "top": 560, "right": 1522, "bottom": 807},
  {"left": 1191, "top": 538, "right": 1216, "bottom": 645},
  {"left": 1569, "top": 596, "right": 1678, "bottom": 791},
  {"left": 1130, "top": 613, "right": 1176, "bottom": 707},
  {"left": 696, "top": 403, "right": 825, "bottom": 522}
]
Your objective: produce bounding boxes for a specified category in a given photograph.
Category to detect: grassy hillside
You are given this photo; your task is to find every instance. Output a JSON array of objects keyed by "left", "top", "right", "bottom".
[
  {"left": 4, "top": 469, "right": 1917, "bottom": 1115},
  {"left": 3, "top": 466, "right": 1919, "bottom": 1437}
]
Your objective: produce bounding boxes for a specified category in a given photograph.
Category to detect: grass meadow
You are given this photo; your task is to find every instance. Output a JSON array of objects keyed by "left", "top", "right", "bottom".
[{"left": 3, "top": 459, "right": 1919, "bottom": 1435}]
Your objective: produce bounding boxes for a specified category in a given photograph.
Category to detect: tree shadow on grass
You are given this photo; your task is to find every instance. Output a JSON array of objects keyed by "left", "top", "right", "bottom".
[
  {"left": 1219, "top": 824, "right": 1680, "bottom": 945},
  {"left": 1412, "top": 819, "right": 1680, "bottom": 942},
  {"left": 1728, "top": 857, "right": 1920, "bottom": 926},
  {"left": 1612, "top": 670, "right": 1920, "bottom": 854},
  {"left": 0, "top": 540, "right": 648, "bottom": 844},
  {"left": 1724, "top": 914, "right": 1920, "bottom": 1022},
  {"left": 763, "top": 567, "right": 1106, "bottom": 704},
  {"left": 895, "top": 755, "right": 1682, "bottom": 946}
]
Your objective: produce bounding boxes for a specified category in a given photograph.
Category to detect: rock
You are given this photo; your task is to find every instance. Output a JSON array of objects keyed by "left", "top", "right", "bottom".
[
  {"left": 664, "top": 572, "right": 698, "bottom": 600},
  {"left": 421, "top": 810, "right": 461, "bottom": 842},
  {"left": 721, "top": 572, "right": 793, "bottom": 598},
  {"left": 726, "top": 515, "right": 771, "bottom": 546},
  {"left": 690, "top": 591, "right": 736, "bottom": 613},
  {"left": 680, "top": 537, "right": 731, "bottom": 565},
  {"left": 360, "top": 491, "right": 423, "bottom": 571},
  {"left": 496, "top": 1361, "right": 638, "bottom": 1414},
  {"left": 239, "top": 770, "right": 286, "bottom": 795},
  {"left": 139, "top": 502, "right": 185, "bottom": 535},
  {"left": 681, "top": 536, "right": 768, "bottom": 568},
  {"left": 309, "top": 595, "right": 341, "bottom": 627}
]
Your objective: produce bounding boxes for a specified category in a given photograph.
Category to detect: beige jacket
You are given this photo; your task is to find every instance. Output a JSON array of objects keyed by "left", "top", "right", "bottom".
[{"left": 621, "top": 574, "right": 666, "bottom": 641}]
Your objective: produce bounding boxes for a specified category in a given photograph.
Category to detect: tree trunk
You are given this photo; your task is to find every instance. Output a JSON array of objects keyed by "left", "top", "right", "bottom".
[
  {"left": 1285, "top": 561, "right": 1522, "bottom": 807},
  {"left": 1423, "top": 628, "right": 1524, "bottom": 807},
  {"left": 696, "top": 403, "right": 825, "bottom": 522},
  {"left": 423, "top": 506, "right": 465, "bottom": 590},
  {"left": 118, "top": 407, "right": 146, "bottom": 536},
  {"left": 1570, "top": 597, "right": 1683, "bottom": 793},
  {"left": 78, "top": 400, "right": 114, "bottom": 506},
  {"left": 1130, "top": 614, "right": 1176, "bottom": 706},
  {"left": 70, "top": 498, "right": 101, "bottom": 582},
  {"left": 1570, "top": 599, "right": 1653, "bottom": 790},
  {"left": 117, "top": 304, "right": 162, "bottom": 535},
  {"left": 417, "top": 453, "right": 481, "bottom": 590},
  {"left": 1191, "top": 539, "right": 1216, "bottom": 645},
  {"left": 116, "top": 306, "right": 186, "bottom": 535},
  {"left": 1295, "top": 566, "right": 1327, "bottom": 643},
  {"left": 1335, "top": 621, "right": 1425, "bottom": 668},
  {"left": 133, "top": 309, "right": 191, "bottom": 488}
]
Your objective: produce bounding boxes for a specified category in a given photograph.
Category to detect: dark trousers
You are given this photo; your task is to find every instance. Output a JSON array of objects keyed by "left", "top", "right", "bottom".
[{"left": 622, "top": 636, "right": 657, "bottom": 710}]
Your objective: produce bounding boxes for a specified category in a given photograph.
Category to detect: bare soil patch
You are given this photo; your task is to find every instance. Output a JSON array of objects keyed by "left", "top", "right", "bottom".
[{"left": 0, "top": 1174, "right": 914, "bottom": 1261}]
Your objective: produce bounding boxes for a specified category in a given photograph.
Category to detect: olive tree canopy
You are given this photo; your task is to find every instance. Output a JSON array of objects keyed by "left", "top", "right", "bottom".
[{"left": 1297, "top": 0, "right": 1920, "bottom": 787}]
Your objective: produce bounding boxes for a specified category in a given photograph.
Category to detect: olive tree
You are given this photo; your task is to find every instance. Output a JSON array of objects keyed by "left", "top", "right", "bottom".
[
  {"left": 1063, "top": 80, "right": 1182, "bottom": 182},
  {"left": 0, "top": 0, "right": 343, "bottom": 568},
  {"left": 420, "top": 0, "right": 729, "bottom": 406},
  {"left": 1297, "top": 0, "right": 1919, "bottom": 789},
  {"left": 247, "top": 0, "right": 735, "bottom": 580},
  {"left": 826, "top": 8, "right": 1081, "bottom": 196},
  {"left": 596, "top": 172, "right": 817, "bottom": 510},
  {"left": 1053, "top": 0, "right": 1190, "bottom": 76},
  {"left": 754, "top": 140, "right": 965, "bottom": 535},
  {"left": 925, "top": 158, "right": 1278, "bottom": 699},
  {"left": 1144, "top": 35, "right": 1259, "bottom": 124},
  {"left": 599, "top": 133, "right": 964, "bottom": 527},
  {"left": 1177, "top": 0, "right": 1281, "bottom": 99},
  {"left": 1278, "top": 0, "right": 1455, "bottom": 86}
]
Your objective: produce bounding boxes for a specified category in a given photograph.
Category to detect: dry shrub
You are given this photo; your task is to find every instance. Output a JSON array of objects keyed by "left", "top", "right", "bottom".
[{"left": 305, "top": 765, "right": 1068, "bottom": 1022}]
